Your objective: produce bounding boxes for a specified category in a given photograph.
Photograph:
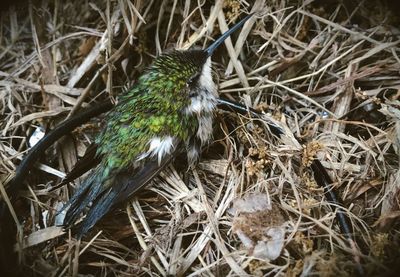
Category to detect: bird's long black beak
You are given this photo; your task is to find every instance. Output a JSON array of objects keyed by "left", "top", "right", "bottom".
[{"left": 205, "top": 13, "right": 254, "bottom": 57}]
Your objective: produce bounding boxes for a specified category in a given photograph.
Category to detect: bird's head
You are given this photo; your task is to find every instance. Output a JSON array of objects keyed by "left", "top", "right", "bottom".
[{"left": 143, "top": 13, "right": 253, "bottom": 108}]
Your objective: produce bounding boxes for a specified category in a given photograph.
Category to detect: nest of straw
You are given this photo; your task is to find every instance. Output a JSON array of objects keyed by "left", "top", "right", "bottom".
[{"left": 1, "top": 0, "right": 400, "bottom": 276}]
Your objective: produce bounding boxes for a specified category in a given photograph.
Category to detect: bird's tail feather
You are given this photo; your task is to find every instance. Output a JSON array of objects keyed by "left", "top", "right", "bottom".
[
  {"left": 61, "top": 146, "right": 182, "bottom": 237},
  {"left": 62, "top": 167, "right": 108, "bottom": 228},
  {"left": 76, "top": 188, "right": 118, "bottom": 238}
]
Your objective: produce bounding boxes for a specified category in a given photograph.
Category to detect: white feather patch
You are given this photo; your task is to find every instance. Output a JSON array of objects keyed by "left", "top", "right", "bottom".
[
  {"left": 184, "top": 58, "right": 217, "bottom": 115},
  {"left": 187, "top": 146, "right": 199, "bottom": 166},
  {"left": 199, "top": 58, "right": 217, "bottom": 98},
  {"left": 137, "top": 136, "right": 175, "bottom": 164},
  {"left": 196, "top": 115, "right": 213, "bottom": 143}
]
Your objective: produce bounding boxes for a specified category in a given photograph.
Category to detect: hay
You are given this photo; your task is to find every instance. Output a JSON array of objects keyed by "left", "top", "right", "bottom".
[{"left": 1, "top": 0, "right": 399, "bottom": 276}]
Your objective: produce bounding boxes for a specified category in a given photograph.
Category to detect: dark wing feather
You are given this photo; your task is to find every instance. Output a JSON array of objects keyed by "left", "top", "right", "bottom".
[
  {"left": 7, "top": 101, "right": 112, "bottom": 198},
  {"left": 113, "top": 148, "right": 179, "bottom": 206},
  {"left": 62, "top": 167, "right": 105, "bottom": 228},
  {"left": 53, "top": 143, "right": 101, "bottom": 190},
  {"left": 66, "top": 146, "right": 182, "bottom": 238}
]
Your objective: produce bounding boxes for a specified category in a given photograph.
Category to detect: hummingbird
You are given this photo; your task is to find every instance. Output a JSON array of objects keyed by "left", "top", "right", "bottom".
[{"left": 62, "top": 13, "right": 254, "bottom": 237}]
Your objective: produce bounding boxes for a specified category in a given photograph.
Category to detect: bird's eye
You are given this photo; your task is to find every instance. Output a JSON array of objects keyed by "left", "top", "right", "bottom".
[{"left": 187, "top": 73, "right": 200, "bottom": 87}]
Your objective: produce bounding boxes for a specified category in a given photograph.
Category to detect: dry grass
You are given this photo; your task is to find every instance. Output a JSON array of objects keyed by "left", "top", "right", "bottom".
[{"left": 1, "top": 0, "right": 400, "bottom": 276}]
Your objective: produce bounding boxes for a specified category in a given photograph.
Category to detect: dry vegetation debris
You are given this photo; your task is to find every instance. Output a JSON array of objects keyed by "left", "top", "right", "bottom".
[{"left": 0, "top": 0, "right": 400, "bottom": 276}]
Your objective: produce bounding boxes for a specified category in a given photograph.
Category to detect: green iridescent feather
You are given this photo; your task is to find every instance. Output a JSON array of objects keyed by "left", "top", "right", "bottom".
[
  {"left": 95, "top": 51, "right": 204, "bottom": 170},
  {"left": 62, "top": 50, "right": 206, "bottom": 235}
]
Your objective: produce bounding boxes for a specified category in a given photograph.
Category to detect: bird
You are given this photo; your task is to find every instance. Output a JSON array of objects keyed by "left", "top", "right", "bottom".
[{"left": 61, "top": 13, "right": 254, "bottom": 237}]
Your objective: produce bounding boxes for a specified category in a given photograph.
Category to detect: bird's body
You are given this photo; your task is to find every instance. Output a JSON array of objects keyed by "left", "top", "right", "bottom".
[
  {"left": 63, "top": 50, "right": 216, "bottom": 235},
  {"left": 62, "top": 14, "right": 253, "bottom": 237},
  {"left": 98, "top": 51, "right": 216, "bottom": 167}
]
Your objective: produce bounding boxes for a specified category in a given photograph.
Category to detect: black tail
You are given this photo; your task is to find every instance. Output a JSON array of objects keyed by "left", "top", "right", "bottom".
[{"left": 62, "top": 167, "right": 105, "bottom": 230}]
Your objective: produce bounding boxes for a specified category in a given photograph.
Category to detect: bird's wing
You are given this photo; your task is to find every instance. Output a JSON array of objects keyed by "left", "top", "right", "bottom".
[
  {"left": 63, "top": 142, "right": 183, "bottom": 238},
  {"left": 112, "top": 146, "right": 181, "bottom": 206},
  {"left": 55, "top": 142, "right": 101, "bottom": 189},
  {"left": 76, "top": 146, "right": 181, "bottom": 237},
  {"left": 7, "top": 101, "right": 113, "bottom": 198}
]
